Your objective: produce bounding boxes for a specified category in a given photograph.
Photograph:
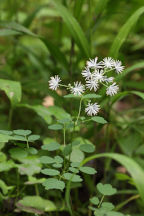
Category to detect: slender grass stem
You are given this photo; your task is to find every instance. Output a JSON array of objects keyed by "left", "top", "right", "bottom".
[
  {"left": 8, "top": 106, "right": 13, "bottom": 129},
  {"left": 63, "top": 124, "right": 66, "bottom": 147},
  {"left": 115, "top": 194, "right": 140, "bottom": 211},
  {"left": 98, "top": 195, "right": 105, "bottom": 208}
]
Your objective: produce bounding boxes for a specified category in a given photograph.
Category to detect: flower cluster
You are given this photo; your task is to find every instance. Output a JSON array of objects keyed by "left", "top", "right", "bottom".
[{"left": 48, "top": 57, "right": 124, "bottom": 116}]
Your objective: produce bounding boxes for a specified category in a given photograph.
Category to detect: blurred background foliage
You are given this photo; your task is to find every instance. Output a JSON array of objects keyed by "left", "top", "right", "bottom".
[{"left": 0, "top": 0, "right": 144, "bottom": 215}]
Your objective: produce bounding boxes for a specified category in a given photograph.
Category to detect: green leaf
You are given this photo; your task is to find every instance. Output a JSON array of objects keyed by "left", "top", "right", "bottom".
[
  {"left": 69, "top": 167, "right": 79, "bottom": 174},
  {"left": 131, "top": 91, "right": 144, "bottom": 99},
  {"left": 0, "top": 79, "right": 21, "bottom": 106},
  {"left": 0, "top": 21, "right": 37, "bottom": 37},
  {"left": 95, "top": 0, "right": 110, "bottom": 15},
  {"left": 91, "top": 116, "right": 107, "bottom": 124},
  {"left": 97, "top": 183, "right": 117, "bottom": 196},
  {"left": 83, "top": 94, "right": 101, "bottom": 99},
  {"left": 17, "top": 196, "right": 56, "bottom": 213},
  {"left": 70, "top": 149, "right": 84, "bottom": 163},
  {"left": 63, "top": 144, "right": 72, "bottom": 156},
  {"left": 54, "top": 156, "right": 63, "bottom": 164},
  {"left": 90, "top": 196, "right": 99, "bottom": 205},
  {"left": 64, "top": 94, "right": 81, "bottom": 99},
  {"left": 18, "top": 104, "right": 52, "bottom": 124},
  {"left": 82, "top": 153, "right": 144, "bottom": 202},
  {"left": 110, "top": 7, "right": 144, "bottom": 58},
  {"left": 0, "top": 160, "right": 16, "bottom": 172},
  {"left": 52, "top": 1, "right": 90, "bottom": 58},
  {"left": 41, "top": 169, "right": 60, "bottom": 176},
  {"left": 80, "top": 166, "right": 97, "bottom": 175},
  {"left": 39, "top": 156, "right": 55, "bottom": 164},
  {"left": 80, "top": 144, "right": 95, "bottom": 153},
  {"left": 63, "top": 173, "right": 82, "bottom": 182},
  {"left": 27, "top": 147, "right": 38, "bottom": 155},
  {"left": 52, "top": 163, "right": 62, "bottom": 168},
  {"left": 13, "top": 130, "right": 32, "bottom": 136},
  {"left": 0, "top": 180, "right": 9, "bottom": 195},
  {"left": 28, "top": 135, "right": 40, "bottom": 141},
  {"left": 101, "top": 202, "right": 115, "bottom": 211},
  {"left": 42, "top": 142, "right": 60, "bottom": 151},
  {"left": 0, "top": 130, "right": 12, "bottom": 135},
  {"left": 42, "top": 178, "right": 65, "bottom": 191},
  {"left": 48, "top": 124, "right": 63, "bottom": 130},
  {"left": 9, "top": 148, "right": 28, "bottom": 160},
  {"left": 48, "top": 106, "right": 71, "bottom": 120},
  {"left": 0, "top": 29, "right": 21, "bottom": 36}
]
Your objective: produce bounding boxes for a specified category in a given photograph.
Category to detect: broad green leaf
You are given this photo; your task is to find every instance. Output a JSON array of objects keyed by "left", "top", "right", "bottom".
[
  {"left": 28, "top": 135, "right": 40, "bottom": 141},
  {"left": 42, "top": 141, "right": 60, "bottom": 151},
  {"left": 0, "top": 134, "right": 12, "bottom": 142},
  {"left": 83, "top": 94, "right": 101, "bottom": 99},
  {"left": 48, "top": 124, "right": 63, "bottom": 130},
  {"left": 27, "top": 147, "right": 38, "bottom": 155},
  {"left": 13, "top": 130, "right": 32, "bottom": 136},
  {"left": 91, "top": 116, "right": 107, "bottom": 124},
  {"left": 0, "top": 160, "right": 16, "bottom": 172},
  {"left": 63, "top": 144, "right": 72, "bottom": 156},
  {"left": 0, "top": 79, "right": 21, "bottom": 106},
  {"left": 42, "top": 178, "right": 65, "bottom": 191},
  {"left": 18, "top": 104, "right": 52, "bottom": 124},
  {"left": 110, "top": 7, "right": 144, "bottom": 58},
  {"left": 17, "top": 196, "right": 56, "bottom": 212},
  {"left": 41, "top": 169, "right": 60, "bottom": 176},
  {"left": 52, "top": 1, "right": 90, "bottom": 58},
  {"left": 0, "top": 152, "right": 6, "bottom": 162},
  {"left": 9, "top": 148, "right": 28, "bottom": 160},
  {"left": 52, "top": 163, "right": 62, "bottom": 168},
  {"left": 63, "top": 173, "right": 82, "bottom": 182},
  {"left": 90, "top": 196, "right": 99, "bottom": 205},
  {"left": 0, "top": 180, "right": 9, "bottom": 195},
  {"left": 39, "top": 156, "right": 55, "bottom": 164},
  {"left": 82, "top": 153, "right": 144, "bottom": 202},
  {"left": 0, "top": 130, "right": 12, "bottom": 135},
  {"left": 70, "top": 149, "right": 84, "bottom": 163},
  {"left": 80, "top": 166, "right": 97, "bottom": 175},
  {"left": 48, "top": 106, "right": 71, "bottom": 120},
  {"left": 80, "top": 144, "right": 95, "bottom": 153},
  {"left": 64, "top": 94, "right": 80, "bottom": 99}
]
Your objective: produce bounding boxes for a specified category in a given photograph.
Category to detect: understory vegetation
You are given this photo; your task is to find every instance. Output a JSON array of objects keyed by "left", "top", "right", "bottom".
[{"left": 0, "top": 0, "right": 144, "bottom": 216}]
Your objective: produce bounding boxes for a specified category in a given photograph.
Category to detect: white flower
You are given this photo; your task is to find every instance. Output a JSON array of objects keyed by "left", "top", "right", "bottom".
[
  {"left": 86, "top": 57, "right": 102, "bottom": 69},
  {"left": 49, "top": 75, "right": 61, "bottom": 90},
  {"left": 71, "top": 81, "right": 85, "bottom": 96},
  {"left": 86, "top": 78, "right": 99, "bottom": 92},
  {"left": 113, "top": 60, "right": 124, "bottom": 73},
  {"left": 85, "top": 102, "right": 100, "bottom": 116},
  {"left": 103, "top": 76, "right": 114, "bottom": 83},
  {"left": 106, "top": 82, "right": 119, "bottom": 96},
  {"left": 93, "top": 69, "right": 105, "bottom": 82},
  {"left": 82, "top": 67, "right": 92, "bottom": 80},
  {"left": 102, "top": 57, "right": 114, "bottom": 69}
]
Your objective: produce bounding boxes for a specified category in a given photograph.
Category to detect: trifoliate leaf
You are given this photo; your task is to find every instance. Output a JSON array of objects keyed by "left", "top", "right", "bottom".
[
  {"left": 91, "top": 116, "right": 107, "bottom": 124},
  {"left": 80, "top": 144, "right": 95, "bottom": 153},
  {"left": 63, "top": 173, "right": 82, "bottom": 182},
  {"left": 42, "top": 178, "right": 65, "bottom": 191},
  {"left": 97, "top": 183, "right": 117, "bottom": 196},
  {"left": 80, "top": 166, "right": 97, "bottom": 175},
  {"left": 48, "top": 124, "right": 63, "bottom": 130},
  {"left": 42, "top": 142, "right": 60, "bottom": 151},
  {"left": 39, "top": 156, "right": 55, "bottom": 164},
  {"left": 41, "top": 169, "right": 60, "bottom": 176},
  {"left": 90, "top": 196, "right": 99, "bottom": 205}
]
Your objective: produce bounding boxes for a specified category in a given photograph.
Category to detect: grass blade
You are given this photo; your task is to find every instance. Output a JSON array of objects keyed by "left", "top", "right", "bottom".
[
  {"left": 110, "top": 7, "right": 144, "bottom": 58},
  {"left": 52, "top": 0, "right": 90, "bottom": 58}
]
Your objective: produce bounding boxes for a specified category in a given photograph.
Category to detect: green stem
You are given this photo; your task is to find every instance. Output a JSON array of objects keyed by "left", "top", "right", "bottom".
[
  {"left": 75, "top": 97, "right": 83, "bottom": 125},
  {"left": 115, "top": 194, "right": 140, "bottom": 211},
  {"left": 63, "top": 125, "right": 66, "bottom": 147},
  {"left": 26, "top": 138, "right": 29, "bottom": 149},
  {"left": 8, "top": 106, "right": 13, "bottom": 129},
  {"left": 98, "top": 195, "right": 104, "bottom": 208}
]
